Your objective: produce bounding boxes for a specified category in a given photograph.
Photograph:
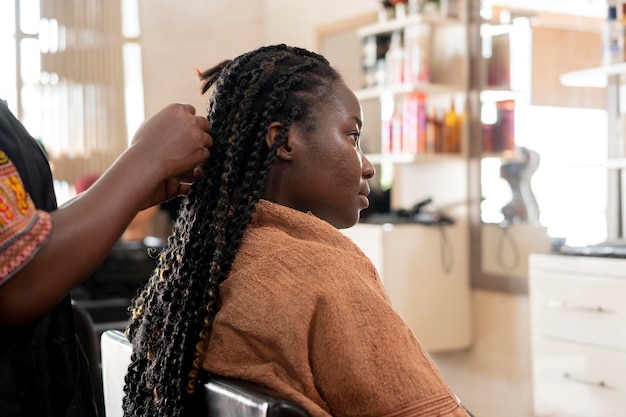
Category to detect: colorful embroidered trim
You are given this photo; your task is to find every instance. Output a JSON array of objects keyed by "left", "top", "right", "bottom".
[{"left": 0, "top": 151, "right": 52, "bottom": 284}]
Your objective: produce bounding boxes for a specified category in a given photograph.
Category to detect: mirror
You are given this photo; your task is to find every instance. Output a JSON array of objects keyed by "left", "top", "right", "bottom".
[
  {"left": 317, "top": 1, "right": 613, "bottom": 294},
  {"left": 472, "top": 0, "right": 611, "bottom": 292}
]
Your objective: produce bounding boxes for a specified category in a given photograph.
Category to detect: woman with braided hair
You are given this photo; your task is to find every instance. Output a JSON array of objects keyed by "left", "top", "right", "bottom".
[{"left": 124, "top": 44, "right": 471, "bottom": 417}]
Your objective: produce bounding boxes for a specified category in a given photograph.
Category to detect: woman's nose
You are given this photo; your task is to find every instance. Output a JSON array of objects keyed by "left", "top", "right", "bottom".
[{"left": 362, "top": 154, "right": 375, "bottom": 179}]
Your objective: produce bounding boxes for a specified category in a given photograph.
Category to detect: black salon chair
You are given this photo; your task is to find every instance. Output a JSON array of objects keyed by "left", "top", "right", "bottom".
[
  {"left": 72, "top": 300, "right": 105, "bottom": 417},
  {"left": 100, "top": 330, "right": 310, "bottom": 417}
]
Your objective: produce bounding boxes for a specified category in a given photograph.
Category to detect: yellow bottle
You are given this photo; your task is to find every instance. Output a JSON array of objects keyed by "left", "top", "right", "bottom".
[{"left": 443, "top": 98, "right": 461, "bottom": 153}]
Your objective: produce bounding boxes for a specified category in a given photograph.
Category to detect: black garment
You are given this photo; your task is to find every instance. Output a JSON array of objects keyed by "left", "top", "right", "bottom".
[
  {"left": 0, "top": 100, "right": 98, "bottom": 417},
  {"left": 72, "top": 239, "right": 163, "bottom": 301}
]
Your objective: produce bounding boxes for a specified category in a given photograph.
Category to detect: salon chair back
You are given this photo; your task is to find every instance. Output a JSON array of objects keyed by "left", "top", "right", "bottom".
[
  {"left": 100, "top": 330, "right": 310, "bottom": 417},
  {"left": 72, "top": 300, "right": 105, "bottom": 417}
]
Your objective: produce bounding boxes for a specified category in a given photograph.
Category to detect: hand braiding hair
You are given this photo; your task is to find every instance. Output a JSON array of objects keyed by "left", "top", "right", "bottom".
[{"left": 122, "top": 44, "right": 340, "bottom": 417}]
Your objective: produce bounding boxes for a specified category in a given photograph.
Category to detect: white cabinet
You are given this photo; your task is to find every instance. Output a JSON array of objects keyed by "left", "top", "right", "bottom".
[
  {"left": 529, "top": 253, "right": 626, "bottom": 417},
  {"left": 342, "top": 222, "right": 472, "bottom": 352}
]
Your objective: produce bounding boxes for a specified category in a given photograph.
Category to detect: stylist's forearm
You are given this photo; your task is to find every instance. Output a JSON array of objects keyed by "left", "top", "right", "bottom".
[{"left": 0, "top": 150, "right": 155, "bottom": 325}]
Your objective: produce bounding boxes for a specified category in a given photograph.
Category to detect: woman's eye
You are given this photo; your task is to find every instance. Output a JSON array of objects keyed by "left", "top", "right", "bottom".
[{"left": 350, "top": 132, "right": 360, "bottom": 144}]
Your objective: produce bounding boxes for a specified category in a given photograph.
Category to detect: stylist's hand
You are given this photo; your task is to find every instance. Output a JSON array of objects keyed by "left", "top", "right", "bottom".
[{"left": 128, "top": 103, "right": 213, "bottom": 207}]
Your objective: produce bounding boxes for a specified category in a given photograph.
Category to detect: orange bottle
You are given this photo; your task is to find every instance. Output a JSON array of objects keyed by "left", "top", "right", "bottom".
[{"left": 443, "top": 98, "right": 462, "bottom": 153}]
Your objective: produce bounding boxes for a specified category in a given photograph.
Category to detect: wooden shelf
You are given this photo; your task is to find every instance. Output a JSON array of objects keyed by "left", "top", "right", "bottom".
[
  {"left": 565, "top": 158, "right": 626, "bottom": 170},
  {"left": 366, "top": 153, "right": 415, "bottom": 164},
  {"left": 365, "top": 152, "right": 464, "bottom": 165},
  {"left": 355, "top": 83, "right": 464, "bottom": 101},
  {"left": 480, "top": 22, "right": 515, "bottom": 37},
  {"left": 356, "top": 14, "right": 462, "bottom": 38},
  {"left": 481, "top": 151, "right": 525, "bottom": 163},
  {"left": 560, "top": 62, "right": 626, "bottom": 88},
  {"left": 480, "top": 88, "right": 521, "bottom": 102}
]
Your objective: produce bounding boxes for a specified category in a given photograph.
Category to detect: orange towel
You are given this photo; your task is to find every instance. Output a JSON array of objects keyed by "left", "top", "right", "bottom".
[{"left": 204, "top": 200, "right": 469, "bottom": 417}]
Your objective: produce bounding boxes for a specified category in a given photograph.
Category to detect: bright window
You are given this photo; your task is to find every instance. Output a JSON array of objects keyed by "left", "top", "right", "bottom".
[{"left": 1, "top": 0, "right": 144, "bottom": 204}]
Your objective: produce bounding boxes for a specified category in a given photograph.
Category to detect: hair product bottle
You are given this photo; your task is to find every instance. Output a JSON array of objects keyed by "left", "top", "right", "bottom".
[
  {"left": 601, "top": 4, "right": 624, "bottom": 65},
  {"left": 385, "top": 31, "right": 405, "bottom": 86},
  {"left": 443, "top": 98, "right": 462, "bottom": 153},
  {"left": 362, "top": 35, "right": 378, "bottom": 88},
  {"left": 416, "top": 93, "right": 428, "bottom": 153},
  {"left": 620, "top": 1, "right": 626, "bottom": 60},
  {"left": 403, "top": 25, "right": 430, "bottom": 83}
]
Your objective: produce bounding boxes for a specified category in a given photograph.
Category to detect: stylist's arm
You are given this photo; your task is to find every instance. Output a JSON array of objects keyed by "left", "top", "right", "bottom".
[{"left": 0, "top": 103, "right": 212, "bottom": 325}]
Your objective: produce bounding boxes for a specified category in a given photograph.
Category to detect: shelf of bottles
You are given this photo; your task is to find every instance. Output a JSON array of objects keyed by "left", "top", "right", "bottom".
[
  {"left": 560, "top": 62, "right": 626, "bottom": 88},
  {"left": 479, "top": 20, "right": 520, "bottom": 159},
  {"left": 558, "top": 2, "right": 626, "bottom": 88},
  {"left": 557, "top": 2, "right": 626, "bottom": 169},
  {"left": 354, "top": 0, "right": 466, "bottom": 163}
]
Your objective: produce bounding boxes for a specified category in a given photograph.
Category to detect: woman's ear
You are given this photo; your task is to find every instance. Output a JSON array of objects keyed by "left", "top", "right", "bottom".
[{"left": 266, "top": 121, "right": 293, "bottom": 162}]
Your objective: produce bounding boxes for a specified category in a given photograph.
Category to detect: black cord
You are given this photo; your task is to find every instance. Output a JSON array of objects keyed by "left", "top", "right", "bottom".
[{"left": 496, "top": 222, "right": 519, "bottom": 270}]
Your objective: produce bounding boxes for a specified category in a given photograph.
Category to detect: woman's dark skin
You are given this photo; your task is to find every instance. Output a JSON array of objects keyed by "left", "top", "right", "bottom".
[{"left": 262, "top": 79, "right": 374, "bottom": 229}]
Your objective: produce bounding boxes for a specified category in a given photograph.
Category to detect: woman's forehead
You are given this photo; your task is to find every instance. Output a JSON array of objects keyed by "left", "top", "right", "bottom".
[{"left": 313, "top": 80, "right": 360, "bottom": 116}]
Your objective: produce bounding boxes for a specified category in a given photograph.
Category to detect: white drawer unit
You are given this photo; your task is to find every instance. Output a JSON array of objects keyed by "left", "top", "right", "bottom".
[
  {"left": 529, "top": 253, "right": 626, "bottom": 417},
  {"left": 532, "top": 337, "right": 626, "bottom": 417}
]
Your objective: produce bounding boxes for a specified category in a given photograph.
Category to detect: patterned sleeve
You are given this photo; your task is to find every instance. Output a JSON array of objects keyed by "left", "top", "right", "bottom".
[{"left": 0, "top": 150, "right": 52, "bottom": 285}]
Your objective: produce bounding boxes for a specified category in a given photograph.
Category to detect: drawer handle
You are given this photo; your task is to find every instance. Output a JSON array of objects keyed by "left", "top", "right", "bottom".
[
  {"left": 563, "top": 373, "right": 608, "bottom": 389},
  {"left": 548, "top": 300, "right": 606, "bottom": 313}
]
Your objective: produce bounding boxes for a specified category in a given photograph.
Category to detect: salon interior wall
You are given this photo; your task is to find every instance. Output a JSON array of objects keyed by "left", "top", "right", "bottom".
[
  {"left": 138, "top": 0, "right": 381, "bottom": 118},
  {"left": 139, "top": 1, "right": 531, "bottom": 416}
]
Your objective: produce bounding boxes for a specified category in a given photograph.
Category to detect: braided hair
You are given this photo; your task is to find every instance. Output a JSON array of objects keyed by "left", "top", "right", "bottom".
[{"left": 123, "top": 44, "right": 341, "bottom": 417}]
